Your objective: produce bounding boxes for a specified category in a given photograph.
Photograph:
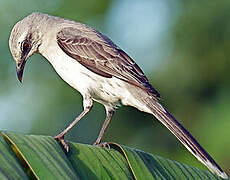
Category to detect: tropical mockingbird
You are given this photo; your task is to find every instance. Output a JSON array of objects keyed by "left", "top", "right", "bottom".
[{"left": 9, "top": 12, "right": 228, "bottom": 178}]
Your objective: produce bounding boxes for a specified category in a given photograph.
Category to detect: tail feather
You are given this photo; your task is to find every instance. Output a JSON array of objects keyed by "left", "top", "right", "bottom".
[{"left": 145, "top": 98, "right": 228, "bottom": 179}]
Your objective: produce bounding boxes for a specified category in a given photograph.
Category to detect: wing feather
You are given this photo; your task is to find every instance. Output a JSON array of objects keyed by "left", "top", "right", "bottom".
[{"left": 57, "top": 27, "right": 160, "bottom": 98}]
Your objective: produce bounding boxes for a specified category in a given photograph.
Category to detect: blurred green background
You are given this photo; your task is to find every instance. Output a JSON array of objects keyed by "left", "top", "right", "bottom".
[{"left": 1, "top": 0, "right": 230, "bottom": 174}]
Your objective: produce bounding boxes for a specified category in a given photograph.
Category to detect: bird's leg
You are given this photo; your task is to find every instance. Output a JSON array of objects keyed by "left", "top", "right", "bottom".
[
  {"left": 94, "top": 108, "right": 115, "bottom": 147},
  {"left": 54, "top": 97, "right": 93, "bottom": 152}
]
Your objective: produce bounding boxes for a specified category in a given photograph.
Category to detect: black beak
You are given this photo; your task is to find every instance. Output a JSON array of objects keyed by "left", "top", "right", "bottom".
[
  {"left": 16, "top": 58, "right": 26, "bottom": 83},
  {"left": 16, "top": 39, "right": 32, "bottom": 82},
  {"left": 16, "top": 50, "right": 29, "bottom": 83}
]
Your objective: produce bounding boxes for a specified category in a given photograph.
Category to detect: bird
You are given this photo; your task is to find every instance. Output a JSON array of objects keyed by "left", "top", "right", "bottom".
[{"left": 9, "top": 12, "right": 228, "bottom": 179}]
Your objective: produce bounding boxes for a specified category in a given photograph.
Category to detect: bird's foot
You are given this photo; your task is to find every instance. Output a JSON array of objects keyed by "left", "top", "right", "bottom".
[
  {"left": 54, "top": 134, "right": 69, "bottom": 153},
  {"left": 93, "top": 142, "right": 110, "bottom": 149}
]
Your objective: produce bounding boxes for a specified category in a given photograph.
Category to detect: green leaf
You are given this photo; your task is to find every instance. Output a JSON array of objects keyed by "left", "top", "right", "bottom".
[
  {"left": 2, "top": 131, "right": 79, "bottom": 179},
  {"left": 0, "top": 134, "right": 28, "bottom": 180},
  {"left": 110, "top": 143, "right": 224, "bottom": 180},
  {"left": 0, "top": 131, "right": 227, "bottom": 180},
  {"left": 68, "top": 142, "right": 134, "bottom": 179}
]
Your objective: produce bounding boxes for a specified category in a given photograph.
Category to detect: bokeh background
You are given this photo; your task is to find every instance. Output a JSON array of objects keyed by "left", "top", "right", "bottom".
[{"left": 1, "top": 0, "right": 230, "bottom": 174}]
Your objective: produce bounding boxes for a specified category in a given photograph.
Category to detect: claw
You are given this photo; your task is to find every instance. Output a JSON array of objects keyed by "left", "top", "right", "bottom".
[
  {"left": 94, "top": 142, "right": 110, "bottom": 149},
  {"left": 54, "top": 135, "right": 70, "bottom": 153}
]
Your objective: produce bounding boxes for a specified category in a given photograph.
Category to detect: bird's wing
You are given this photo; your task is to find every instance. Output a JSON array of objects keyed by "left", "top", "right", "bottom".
[{"left": 56, "top": 26, "right": 160, "bottom": 98}]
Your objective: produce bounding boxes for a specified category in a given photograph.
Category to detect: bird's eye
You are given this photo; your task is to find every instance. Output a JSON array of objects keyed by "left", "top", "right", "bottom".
[{"left": 21, "top": 41, "right": 31, "bottom": 52}]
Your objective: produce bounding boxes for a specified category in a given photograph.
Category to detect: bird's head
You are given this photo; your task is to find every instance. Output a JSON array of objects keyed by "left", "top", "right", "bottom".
[{"left": 9, "top": 13, "right": 43, "bottom": 82}]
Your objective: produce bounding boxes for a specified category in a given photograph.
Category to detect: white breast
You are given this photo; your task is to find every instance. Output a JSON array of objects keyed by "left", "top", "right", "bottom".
[{"left": 39, "top": 39, "right": 150, "bottom": 112}]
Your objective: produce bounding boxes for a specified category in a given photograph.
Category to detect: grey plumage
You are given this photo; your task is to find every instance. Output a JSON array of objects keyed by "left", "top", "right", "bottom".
[
  {"left": 9, "top": 12, "right": 228, "bottom": 179},
  {"left": 57, "top": 27, "right": 161, "bottom": 97}
]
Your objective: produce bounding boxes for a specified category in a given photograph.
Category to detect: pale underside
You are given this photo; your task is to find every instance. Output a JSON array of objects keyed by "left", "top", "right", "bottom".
[
  {"left": 40, "top": 25, "right": 159, "bottom": 113},
  {"left": 41, "top": 37, "right": 152, "bottom": 114}
]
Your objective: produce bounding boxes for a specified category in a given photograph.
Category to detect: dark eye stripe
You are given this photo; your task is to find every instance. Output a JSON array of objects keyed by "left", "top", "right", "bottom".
[{"left": 21, "top": 40, "right": 31, "bottom": 52}]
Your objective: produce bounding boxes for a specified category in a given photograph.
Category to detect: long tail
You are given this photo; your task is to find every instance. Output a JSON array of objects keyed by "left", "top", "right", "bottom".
[{"left": 145, "top": 97, "right": 228, "bottom": 179}]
